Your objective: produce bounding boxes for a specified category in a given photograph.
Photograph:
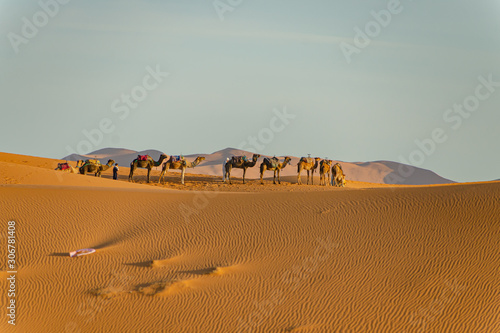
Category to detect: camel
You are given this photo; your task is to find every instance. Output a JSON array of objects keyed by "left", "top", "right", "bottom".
[
  {"left": 331, "top": 163, "right": 346, "bottom": 187},
  {"left": 76, "top": 160, "right": 84, "bottom": 167},
  {"left": 224, "top": 154, "right": 261, "bottom": 185},
  {"left": 319, "top": 159, "right": 333, "bottom": 186},
  {"left": 128, "top": 154, "right": 168, "bottom": 183},
  {"left": 297, "top": 157, "right": 321, "bottom": 185},
  {"left": 158, "top": 156, "right": 205, "bottom": 185},
  {"left": 79, "top": 159, "right": 115, "bottom": 177},
  {"left": 55, "top": 162, "right": 76, "bottom": 173},
  {"left": 260, "top": 156, "right": 292, "bottom": 185}
]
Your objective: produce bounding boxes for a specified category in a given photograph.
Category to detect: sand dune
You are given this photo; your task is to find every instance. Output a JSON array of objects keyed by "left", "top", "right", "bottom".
[
  {"left": 0, "top": 152, "right": 498, "bottom": 332},
  {"left": 63, "top": 147, "right": 455, "bottom": 185}
]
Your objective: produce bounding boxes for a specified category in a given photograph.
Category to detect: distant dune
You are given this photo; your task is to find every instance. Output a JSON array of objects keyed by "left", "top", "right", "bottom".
[{"left": 63, "top": 147, "right": 454, "bottom": 185}]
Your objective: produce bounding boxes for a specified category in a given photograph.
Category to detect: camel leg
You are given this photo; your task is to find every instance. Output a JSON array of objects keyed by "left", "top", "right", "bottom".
[
  {"left": 273, "top": 170, "right": 277, "bottom": 184},
  {"left": 277, "top": 169, "right": 281, "bottom": 184},
  {"left": 158, "top": 169, "right": 163, "bottom": 184},
  {"left": 297, "top": 168, "right": 301, "bottom": 185},
  {"left": 260, "top": 165, "right": 265, "bottom": 185},
  {"left": 147, "top": 168, "right": 151, "bottom": 183},
  {"left": 158, "top": 164, "right": 167, "bottom": 184},
  {"left": 242, "top": 168, "right": 246, "bottom": 184},
  {"left": 181, "top": 167, "right": 185, "bottom": 185},
  {"left": 311, "top": 170, "right": 314, "bottom": 185},
  {"left": 128, "top": 165, "right": 134, "bottom": 182}
]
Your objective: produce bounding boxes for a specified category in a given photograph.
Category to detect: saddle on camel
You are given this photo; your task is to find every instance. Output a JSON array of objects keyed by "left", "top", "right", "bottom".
[
  {"left": 169, "top": 155, "right": 184, "bottom": 163},
  {"left": 299, "top": 157, "right": 314, "bottom": 164},
  {"left": 57, "top": 162, "right": 71, "bottom": 171},
  {"left": 264, "top": 157, "right": 280, "bottom": 169},
  {"left": 231, "top": 155, "right": 248, "bottom": 164},
  {"left": 84, "top": 159, "right": 101, "bottom": 166}
]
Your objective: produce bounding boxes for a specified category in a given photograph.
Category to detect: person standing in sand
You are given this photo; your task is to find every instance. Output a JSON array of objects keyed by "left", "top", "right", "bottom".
[
  {"left": 222, "top": 157, "right": 229, "bottom": 182},
  {"left": 113, "top": 163, "right": 119, "bottom": 180}
]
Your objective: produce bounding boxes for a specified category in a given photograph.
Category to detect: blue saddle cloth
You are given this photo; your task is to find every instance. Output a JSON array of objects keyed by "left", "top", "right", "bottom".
[{"left": 170, "top": 155, "right": 183, "bottom": 162}]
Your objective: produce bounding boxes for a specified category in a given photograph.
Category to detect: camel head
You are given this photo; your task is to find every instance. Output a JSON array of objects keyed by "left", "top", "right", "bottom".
[
  {"left": 190, "top": 156, "right": 205, "bottom": 167},
  {"left": 283, "top": 156, "right": 292, "bottom": 165},
  {"left": 159, "top": 154, "right": 168, "bottom": 160},
  {"left": 321, "top": 159, "right": 332, "bottom": 167},
  {"left": 106, "top": 159, "right": 115, "bottom": 166},
  {"left": 252, "top": 154, "right": 261, "bottom": 161}
]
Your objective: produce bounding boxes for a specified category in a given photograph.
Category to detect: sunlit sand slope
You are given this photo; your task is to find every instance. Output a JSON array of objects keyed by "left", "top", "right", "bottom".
[{"left": 0, "top": 181, "right": 498, "bottom": 332}]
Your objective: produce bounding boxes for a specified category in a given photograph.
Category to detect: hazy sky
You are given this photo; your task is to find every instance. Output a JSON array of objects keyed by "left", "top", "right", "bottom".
[{"left": 1, "top": 0, "right": 499, "bottom": 182}]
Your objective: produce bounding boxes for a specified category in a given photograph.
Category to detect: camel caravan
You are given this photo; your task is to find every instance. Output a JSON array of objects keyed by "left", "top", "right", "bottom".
[{"left": 55, "top": 153, "right": 346, "bottom": 187}]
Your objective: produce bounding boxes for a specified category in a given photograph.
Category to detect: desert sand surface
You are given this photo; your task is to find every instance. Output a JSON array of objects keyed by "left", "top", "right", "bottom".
[{"left": 0, "top": 152, "right": 499, "bottom": 332}]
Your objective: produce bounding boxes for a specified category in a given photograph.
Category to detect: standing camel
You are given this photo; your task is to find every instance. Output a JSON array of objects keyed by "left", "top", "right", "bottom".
[
  {"left": 319, "top": 159, "right": 333, "bottom": 186},
  {"left": 128, "top": 154, "right": 168, "bottom": 183},
  {"left": 80, "top": 159, "right": 115, "bottom": 177},
  {"left": 260, "top": 156, "right": 292, "bottom": 185},
  {"left": 224, "top": 154, "right": 261, "bottom": 185},
  {"left": 331, "top": 163, "right": 346, "bottom": 187},
  {"left": 158, "top": 156, "right": 205, "bottom": 185},
  {"left": 297, "top": 157, "right": 321, "bottom": 185}
]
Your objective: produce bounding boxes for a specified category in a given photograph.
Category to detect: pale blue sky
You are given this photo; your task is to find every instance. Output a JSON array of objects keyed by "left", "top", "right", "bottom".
[{"left": 1, "top": 0, "right": 499, "bottom": 181}]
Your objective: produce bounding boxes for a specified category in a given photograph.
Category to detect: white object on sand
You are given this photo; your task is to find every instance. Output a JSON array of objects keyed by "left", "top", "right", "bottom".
[{"left": 69, "top": 248, "right": 96, "bottom": 257}]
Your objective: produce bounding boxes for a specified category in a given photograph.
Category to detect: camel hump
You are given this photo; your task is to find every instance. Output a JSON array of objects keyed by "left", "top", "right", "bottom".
[
  {"left": 170, "top": 155, "right": 184, "bottom": 162},
  {"left": 300, "top": 157, "right": 313, "bottom": 164},
  {"left": 137, "top": 155, "right": 150, "bottom": 161},
  {"left": 264, "top": 157, "right": 279, "bottom": 168},
  {"left": 84, "top": 159, "right": 101, "bottom": 165},
  {"left": 58, "top": 162, "right": 70, "bottom": 170},
  {"left": 232, "top": 155, "right": 248, "bottom": 164},
  {"left": 333, "top": 163, "right": 344, "bottom": 174}
]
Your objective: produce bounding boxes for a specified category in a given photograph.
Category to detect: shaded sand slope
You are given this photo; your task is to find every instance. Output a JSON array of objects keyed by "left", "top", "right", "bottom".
[
  {"left": 0, "top": 182, "right": 499, "bottom": 332},
  {"left": 0, "top": 160, "right": 167, "bottom": 191}
]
